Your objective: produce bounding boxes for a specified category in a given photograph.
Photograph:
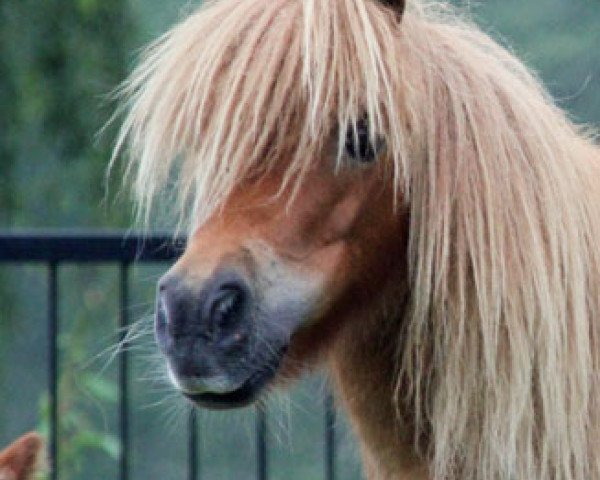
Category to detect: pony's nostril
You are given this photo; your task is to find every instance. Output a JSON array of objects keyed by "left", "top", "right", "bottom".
[
  {"left": 155, "top": 272, "right": 250, "bottom": 348},
  {"left": 209, "top": 285, "right": 245, "bottom": 328},
  {"left": 157, "top": 299, "right": 167, "bottom": 328},
  {"left": 155, "top": 295, "right": 173, "bottom": 353},
  {"left": 158, "top": 274, "right": 178, "bottom": 293}
]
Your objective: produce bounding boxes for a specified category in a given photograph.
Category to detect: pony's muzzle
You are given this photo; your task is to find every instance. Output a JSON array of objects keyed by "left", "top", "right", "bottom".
[{"left": 155, "top": 271, "right": 254, "bottom": 398}]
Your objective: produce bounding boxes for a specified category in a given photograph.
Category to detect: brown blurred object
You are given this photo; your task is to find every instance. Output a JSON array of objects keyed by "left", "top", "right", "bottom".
[{"left": 0, "top": 433, "right": 45, "bottom": 480}]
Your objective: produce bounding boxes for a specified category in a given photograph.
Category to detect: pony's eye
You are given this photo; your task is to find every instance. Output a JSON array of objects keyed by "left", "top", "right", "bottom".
[{"left": 344, "top": 119, "right": 381, "bottom": 163}]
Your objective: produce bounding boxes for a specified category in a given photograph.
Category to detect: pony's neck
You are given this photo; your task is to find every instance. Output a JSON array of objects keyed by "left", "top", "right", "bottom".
[{"left": 329, "top": 308, "right": 428, "bottom": 480}]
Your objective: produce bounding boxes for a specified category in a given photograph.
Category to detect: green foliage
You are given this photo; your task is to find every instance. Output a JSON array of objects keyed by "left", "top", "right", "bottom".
[
  {"left": 39, "top": 385, "right": 120, "bottom": 475},
  {"left": 0, "top": 0, "right": 134, "bottom": 228},
  {"left": 26, "top": 266, "right": 122, "bottom": 480},
  {"left": 1, "top": 1, "right": 136, "bottom": 475}
]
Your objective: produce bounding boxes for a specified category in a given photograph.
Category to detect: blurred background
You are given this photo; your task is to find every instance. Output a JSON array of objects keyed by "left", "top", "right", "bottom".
[{"left": 0, "top": 0, "right": 598, "bottom": 479}]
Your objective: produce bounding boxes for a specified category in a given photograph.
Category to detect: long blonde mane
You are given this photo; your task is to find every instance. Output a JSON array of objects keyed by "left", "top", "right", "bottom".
[{"left": 113, "top": 0, "right": 600, "bottom": 478}]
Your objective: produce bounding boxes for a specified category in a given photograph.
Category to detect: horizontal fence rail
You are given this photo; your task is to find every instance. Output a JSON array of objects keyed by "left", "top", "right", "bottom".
[
  {"left": 0, "top": 232, "right": 337, "bottom": 480},
  {"left": 0, "top": 232, "right": 185, "bottom": 262}
]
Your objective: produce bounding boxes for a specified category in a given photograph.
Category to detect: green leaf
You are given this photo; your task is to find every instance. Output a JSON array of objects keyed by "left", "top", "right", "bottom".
[
  {"left": 72, "top": 431, "right": 121, "bottom": 459},
  {"left": 81, "top": 374, "right": 119, "bottom": 404}
]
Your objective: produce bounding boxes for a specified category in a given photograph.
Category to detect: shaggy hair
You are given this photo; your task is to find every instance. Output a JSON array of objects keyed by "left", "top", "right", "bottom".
[{"left": 113, "top": 0, "right": 600, "bottom": 478}]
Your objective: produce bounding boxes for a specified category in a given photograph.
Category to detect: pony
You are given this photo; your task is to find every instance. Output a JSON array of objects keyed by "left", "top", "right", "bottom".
[
  {"left": 0, "top": 433, "right": 44, "bottom": 480},
  {"left": 112, "top": 0, "right": 600, "bottom": 478}
]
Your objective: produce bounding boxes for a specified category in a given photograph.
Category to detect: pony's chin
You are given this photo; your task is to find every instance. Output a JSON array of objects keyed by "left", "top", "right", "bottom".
[
  {"left": 184, "top": 381, "right": 262, "bottom": 409},
  {"left": 184, "top": 345, "right": 287, "bottom": 410}
]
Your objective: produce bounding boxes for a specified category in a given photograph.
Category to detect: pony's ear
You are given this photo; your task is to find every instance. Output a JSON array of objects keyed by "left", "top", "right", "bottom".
[
  {"left": 377, "top": 0, "right": 406, "bottom": 16},
  {"left": 0, "top": 433, "right": 44, "bottom": 480}
]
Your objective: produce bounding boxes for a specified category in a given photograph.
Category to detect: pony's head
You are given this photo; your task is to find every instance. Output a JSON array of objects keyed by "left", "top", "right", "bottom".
[
  {"left": 115, "top": 0, "right": 411, "bottom": 408},
  {"left": 114, "top": 0, "right": 600, "bottom": 478}
]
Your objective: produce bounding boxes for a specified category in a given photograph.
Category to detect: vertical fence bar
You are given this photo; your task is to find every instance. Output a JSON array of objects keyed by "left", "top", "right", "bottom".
[
  {"left": 188, "top": 409, "right": 199, "bottom": 480},
  {"left": 256, "top": 408, "right": 267, "bottom": 480},
  {"left": 48, "top": 262, "right": 58, "bottom": 480},
  {"left": 119, "top": 263, "right": 130, "bottom": 480},
  {"left": 325, "top": 393, "right": 336, "bottom": 480}
]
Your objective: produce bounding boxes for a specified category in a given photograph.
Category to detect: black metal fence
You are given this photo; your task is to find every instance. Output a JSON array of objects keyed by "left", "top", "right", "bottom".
[{"left": 0, "top": 232, "right": 336, "bottom": 480}]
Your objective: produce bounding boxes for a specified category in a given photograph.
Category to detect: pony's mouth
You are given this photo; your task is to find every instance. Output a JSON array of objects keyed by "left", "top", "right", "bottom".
[{"left": 183, "top": 345, "right": 288, "bottom": 410}]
